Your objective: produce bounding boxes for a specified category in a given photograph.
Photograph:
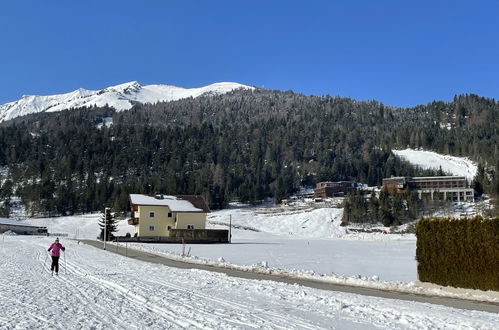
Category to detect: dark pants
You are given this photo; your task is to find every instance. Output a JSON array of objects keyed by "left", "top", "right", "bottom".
[{"left": 51, "top": 256, "right": 60, "bottom": 273}]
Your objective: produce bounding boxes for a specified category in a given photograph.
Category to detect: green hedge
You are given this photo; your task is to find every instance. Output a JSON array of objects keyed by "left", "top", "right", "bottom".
[{"left": 416, "top": 216, "right": 499, "bottom": 291}]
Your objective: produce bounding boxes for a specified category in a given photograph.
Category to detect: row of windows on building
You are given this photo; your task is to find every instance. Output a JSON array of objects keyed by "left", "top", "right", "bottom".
[
  {"left": 149, "top": 211, "right": 172, "bottom": 218},
  {"left": 148, "top": 224, "right": 195, "bottom": 231}
]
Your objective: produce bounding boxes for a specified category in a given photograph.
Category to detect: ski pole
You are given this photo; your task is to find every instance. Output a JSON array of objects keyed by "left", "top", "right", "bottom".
[
  {"left": 42, "top": 250, "right": 49, "bottom": 273},
  {"left": 64, "top": 250, "right": 67, "bottom": 274}
]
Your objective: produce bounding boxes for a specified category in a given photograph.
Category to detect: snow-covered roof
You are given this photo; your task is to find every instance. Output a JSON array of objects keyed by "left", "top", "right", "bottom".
[
  {"left": 129, "top": 194, "right": 207, "bottom": 212},
  {"left": 0, "top": 218, "right": 46, "bottom": 228},
  {"left": 411, "top": 176, "right": 466, "bottom": 180}
]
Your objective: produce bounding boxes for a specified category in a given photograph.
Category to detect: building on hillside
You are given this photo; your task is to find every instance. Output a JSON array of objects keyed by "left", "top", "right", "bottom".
[
  {"left": 314, "top": 181, "right": 356, "bottom": 199},
  {"left": 382, "top": 176, "right": 474, "bottom": 202},
  {"left": 0, "top": 218, "right": 48, "bottom": 235},
  {"left": 127, "top": 194, "right": 210, "bottom": 237}
]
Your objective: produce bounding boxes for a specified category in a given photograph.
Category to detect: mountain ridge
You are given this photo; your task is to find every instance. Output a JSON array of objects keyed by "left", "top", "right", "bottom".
[
  {"left": 0, "top": 81, "right": 254, "bottom": 122},
  {"left": 0, "top": 89, "right": 497, "bottom": 216}
]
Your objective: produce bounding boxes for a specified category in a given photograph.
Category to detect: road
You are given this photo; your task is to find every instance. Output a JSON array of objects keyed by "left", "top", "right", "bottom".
[{"left": 81, "top": 239, "right": 499, "bottom": 314}]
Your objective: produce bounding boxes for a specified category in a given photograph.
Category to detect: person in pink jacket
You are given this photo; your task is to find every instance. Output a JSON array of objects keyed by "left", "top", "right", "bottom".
[{"left": 48, "top": 238, "right": 65, "bottom": 275}]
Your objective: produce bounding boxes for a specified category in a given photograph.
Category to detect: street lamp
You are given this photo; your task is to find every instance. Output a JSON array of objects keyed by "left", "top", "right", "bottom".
[{"left": 104, "top": 207, "right": 110, "bottom": 250}]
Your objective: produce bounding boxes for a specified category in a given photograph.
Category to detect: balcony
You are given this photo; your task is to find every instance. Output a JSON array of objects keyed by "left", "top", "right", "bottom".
[{"left": 128, "top": 218, "right": 139, "bottom": 226}]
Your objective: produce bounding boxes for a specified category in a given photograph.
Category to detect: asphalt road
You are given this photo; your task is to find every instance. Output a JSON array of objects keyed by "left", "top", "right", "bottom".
[{"left": 81, "top": 239, "right": 499, "bottom": 314}]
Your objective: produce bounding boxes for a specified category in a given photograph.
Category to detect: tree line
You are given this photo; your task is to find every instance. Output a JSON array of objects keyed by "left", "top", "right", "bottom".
[{"left": 0, "top": 89, "right": 497, "bottom": 217}]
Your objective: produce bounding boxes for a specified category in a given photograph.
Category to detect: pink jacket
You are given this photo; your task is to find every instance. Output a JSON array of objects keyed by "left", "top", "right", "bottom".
[{"left": 48, "top": 243, "right": 65, "bottom": 257}]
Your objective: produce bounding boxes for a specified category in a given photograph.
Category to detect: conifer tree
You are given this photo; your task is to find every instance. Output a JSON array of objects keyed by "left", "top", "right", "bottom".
[
  {"left": 0, "top": 198, "right": 10, "bottom": 217},
  {"left": 472, "top": 164, "right": 486, "bottom": 197},
  {"left": 99, "top": 208, "right": 117, "bottom": 241},
  {"left": 379, "top": 190, "right": 395, "bottom": 226}
]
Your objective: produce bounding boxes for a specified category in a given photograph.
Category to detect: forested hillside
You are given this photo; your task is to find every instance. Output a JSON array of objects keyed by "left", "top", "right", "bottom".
[{"left": 0, "top": 89, "right": 497, "bottom": 216}]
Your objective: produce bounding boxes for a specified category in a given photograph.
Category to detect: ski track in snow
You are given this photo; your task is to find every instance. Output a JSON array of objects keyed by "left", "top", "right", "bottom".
[{"left": 1, "top": 236, "right": 498, "bottom": 329}]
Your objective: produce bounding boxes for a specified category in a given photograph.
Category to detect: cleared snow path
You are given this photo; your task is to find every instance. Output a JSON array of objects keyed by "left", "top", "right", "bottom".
[
  {"left": 82, "top": 239, "right": 499, "bottom": 314},
  {"left": 2, "top": 236, "right": 498, "bottom": 329}
]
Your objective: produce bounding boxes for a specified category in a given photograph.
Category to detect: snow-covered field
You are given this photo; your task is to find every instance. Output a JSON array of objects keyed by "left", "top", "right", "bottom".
[
  {"left": 3, "top": 235, "right": 498, "bottom": 329},
  {"left": 393, "top": 148, "right": 478, "bottom": 182},
  {"left": 20, "top": 206, "right": 498, "bottom": 303},
  {"left": 23, "top": 207, "right": 417, "bottom": 282}
]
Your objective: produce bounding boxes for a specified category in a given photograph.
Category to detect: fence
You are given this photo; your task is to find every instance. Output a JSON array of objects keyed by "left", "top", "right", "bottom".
[{"left": 115, "top": 229, "right": 229, "bottom": 244}]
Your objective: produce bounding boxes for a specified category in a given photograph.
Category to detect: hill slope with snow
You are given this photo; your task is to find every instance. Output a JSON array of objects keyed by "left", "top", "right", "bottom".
[
  {"left": 393, "top": 149, "right": 478, "bottom": 181},
  {"left": 0, "top": 81, "right": 254, "bottom": 122}
]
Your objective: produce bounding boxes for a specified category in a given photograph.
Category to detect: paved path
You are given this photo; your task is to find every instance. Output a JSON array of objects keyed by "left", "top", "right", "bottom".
[{"left": 81, "top": 239, "right": 499, "bottom": 314}]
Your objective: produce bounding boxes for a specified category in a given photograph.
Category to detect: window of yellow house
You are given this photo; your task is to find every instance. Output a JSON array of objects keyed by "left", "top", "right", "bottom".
[
  {"left": 187, "top": 224, "right": 194, "bottom": 229},
  {"left": 167, "top": 225, "right": 172, "bottom": 231},
  {"left": 167, "top": 212, "right": 172, "bottom": 218},
  {"left": 149, "top": 225, "right": 155, "bottom": 231},
  {"left": 149, "top": 212, "right": 155, "bottom": 218}
]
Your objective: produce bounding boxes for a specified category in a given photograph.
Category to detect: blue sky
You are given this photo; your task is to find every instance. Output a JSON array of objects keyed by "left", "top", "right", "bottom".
[{"left": 0, "top": 0, "right": 498, "bottom": 107}]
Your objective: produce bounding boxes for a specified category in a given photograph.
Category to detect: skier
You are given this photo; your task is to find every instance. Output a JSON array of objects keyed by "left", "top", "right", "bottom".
[{"left": 48, "top": 238, "right": 65, "bottom": 275}]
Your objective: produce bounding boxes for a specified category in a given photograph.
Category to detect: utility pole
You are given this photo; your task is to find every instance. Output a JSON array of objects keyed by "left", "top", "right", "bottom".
[
  {"left": 104, "top": 207, "right": 110, "bottom": 250},
  {"left": 229, "top": 214, "right": 232, "bottom": 243}
]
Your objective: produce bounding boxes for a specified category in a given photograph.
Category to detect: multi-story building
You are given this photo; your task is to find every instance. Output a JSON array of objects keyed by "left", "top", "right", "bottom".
[
  {"left": 314, "top": 181, "right": 356, "bottom": 198},
  {"left": 382, "top": 176, "right": 474, "bottom": 202},
  {"left": 128, "top": 194, "right": 210, "bottom": 237}
]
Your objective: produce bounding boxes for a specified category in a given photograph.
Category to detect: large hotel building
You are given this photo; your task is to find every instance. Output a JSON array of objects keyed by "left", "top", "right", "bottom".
[{"left": 382, "top": 176, "right": 474, "bottom": 202}]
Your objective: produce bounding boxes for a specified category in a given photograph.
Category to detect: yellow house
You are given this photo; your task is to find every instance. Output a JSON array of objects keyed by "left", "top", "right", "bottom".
[{"left": 128, "top": 194, "right": 210, "bottom": 237}]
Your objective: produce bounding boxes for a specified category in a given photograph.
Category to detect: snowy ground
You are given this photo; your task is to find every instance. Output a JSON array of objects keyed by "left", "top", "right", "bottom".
[
  {"left": 20, "top": 205, "right": 498, "bottom": 304},
  {"left": 392, "top": 148, "right": 478, "bottom": 182},
  {"left": 22, "top": 207, "right": 417, "bottom": 282},
  {"left": 163, "top": 206, "right": 416, "bottom": 282},
  {"left": 2, "top": 234, "right": 498, "bottom": 329}
]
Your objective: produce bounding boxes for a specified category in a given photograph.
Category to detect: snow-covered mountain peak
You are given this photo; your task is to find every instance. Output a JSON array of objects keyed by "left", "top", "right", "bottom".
[
  {"left": 116, "top": 80, "right": 141, "bottom": 88},
  {"left": 103, "top": 81, "right": 142, "bottom": 93},
  {"left": 0, "top": 81, "right": 254, "bottom": 122}
]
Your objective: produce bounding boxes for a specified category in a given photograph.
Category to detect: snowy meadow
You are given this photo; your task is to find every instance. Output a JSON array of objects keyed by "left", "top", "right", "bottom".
[{"left": 2, "top": 206, "right": 497, "bottom": 329}]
